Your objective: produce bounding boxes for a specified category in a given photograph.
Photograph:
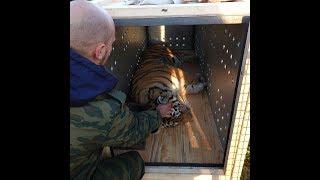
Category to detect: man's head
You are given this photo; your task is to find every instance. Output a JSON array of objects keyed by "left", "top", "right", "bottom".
[{"left": 70, "top": 0, "right": 115, "bottom": 66}]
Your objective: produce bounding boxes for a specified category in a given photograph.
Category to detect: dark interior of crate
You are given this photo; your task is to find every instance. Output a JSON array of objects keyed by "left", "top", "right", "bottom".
[{"left": 105, "top": 24, "right": 248, "bottom": 166}]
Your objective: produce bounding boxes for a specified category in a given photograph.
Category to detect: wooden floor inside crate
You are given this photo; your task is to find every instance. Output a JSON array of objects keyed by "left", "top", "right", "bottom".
[{"left": 114, "top": 61, "right": 224, "bottom": 164}]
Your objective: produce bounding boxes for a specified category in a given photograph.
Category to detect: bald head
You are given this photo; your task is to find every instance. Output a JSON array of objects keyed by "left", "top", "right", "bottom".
[{"left": 70, "top": 0, "right": 115, "bottom": 63}]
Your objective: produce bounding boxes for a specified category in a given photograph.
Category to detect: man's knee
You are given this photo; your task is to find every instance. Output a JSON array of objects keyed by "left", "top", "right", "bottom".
[
  {"left": 119, "top": 151, "right": 145, "bottom": 171},
  {"left": 92, "top": 151, "right": 145, "bottom": 180},
  {"left": 121, "top": 151, "right": 145, "bottom": 179}
]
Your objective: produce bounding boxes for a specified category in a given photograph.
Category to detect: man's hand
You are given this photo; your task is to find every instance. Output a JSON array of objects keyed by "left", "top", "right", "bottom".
[{"left": 156, "top": 103, "right": 173, "bottom": 118}]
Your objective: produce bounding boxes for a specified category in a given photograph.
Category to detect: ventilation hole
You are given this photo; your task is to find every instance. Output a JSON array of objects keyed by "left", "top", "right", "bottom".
[
  {"left": 228, "top": 70, "right": 231, "bottom": 75},
  {"left": 123, "top": 48, "right": 126, "bottom": 51},
  {"left": 223, "top": 137, "right": 225, "bottom": 141},
  {"left": 230, "top": 54, "right": 233, "bottom": 59},
  {"left": 126, "top": 74, "right": 129, "bottom": 77},
  {"left": 112, "top": 47, "right": 115, "bottom": 51},
  {"left": 217, "top": 88, "right": 220, "bottom": 92},
  {"left": 225, "top": 126, "right": 227, "bottom": 130},
  {"left": 136, "top": 63, "right": 138, "bottom": 66},
  {"left": 226, "top": 49, "right": 229, "bottom": 53},
  {"left": 183, "top": 37, "right": 186, "bottom": 40},
  {"left": 125, "top": 44, "right": 128, "bottom": 48},
  {"left": 237, "top": 42, "right": 241, "bottom": 47},
  {"left": 169, "top": 37, "right": 172, "bottom": 40},
  {"left": 227, "top": 113, "right": 229, "bottom": 117},
  {"left": 220, "top": 59, "right": 224, "bottom": 64},
  {"left": 235, "top": 61, "right": 238, "bottom": 66},
  {"left": 223, "top": 45, "right": 225, "bottom": 49},
  {"left": 162, "top": 44, "right": 165, "bottom": 47},
  {"left": 223, "top": 104, "right": 226, "bottom": 108},
  {"left": 208, "top": 92, "right": 211, "bottom": 96},
  {"left": 220, "top": 95, "right": 223, "bottom": 100},
  {"left": 224, "top": 29, "right": 227, "bottom": 34},
  {"left": 232, "top": 79, "right": 235, "bottom": 84},
  {"left": 176, "top": 44, "right": 179, "bottom": 47},
  {"left": 217, "top": 119, "right": 220, "bottom": 122},
  {"left": 232, "top": 37, "right": 235, "bottom": 41},
  {"left": 218, "top": 108, "right": 221, "bottom": 111},
  {"left": 182, "top": 44, "right": 185, "bottom": 47},
  {"left": 222, "top": 116, "right": 224, "bottom": 120},
  {"left": 114, "top": 61, "right": 117, "bottom": 65},
  {"left": 111, "top": 66, "right": 113, "bottom": 71},
  {"left": 121, "top": 35, "right": 124, "bottom": 39},
  {"left": 216, "top": 100, "right": 218, "bottom": 104},
  {"left": 220, "top": 127, "right": 222, "bottom": 131},
  {"left": 229, "top": 33, "right": 231, "bottom": 37},
  {"left": 169, "top": 44, "right": 172, "bottom": 47},
  {"left": 224, "top": 65, "right": 227, "bottom": 69},
  {"left": 176, "top": 37, "right": 179, "bottom": 40}
]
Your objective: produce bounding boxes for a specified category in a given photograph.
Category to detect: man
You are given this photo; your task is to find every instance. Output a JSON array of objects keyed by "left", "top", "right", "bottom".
[{"left": 70, "top": 0, "right": 172, "bottom": 179}]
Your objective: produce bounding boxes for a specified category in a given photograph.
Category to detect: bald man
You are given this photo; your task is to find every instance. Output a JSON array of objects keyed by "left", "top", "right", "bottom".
[{"left": 70, "top": 0, "right": 172, "bottom": 179}]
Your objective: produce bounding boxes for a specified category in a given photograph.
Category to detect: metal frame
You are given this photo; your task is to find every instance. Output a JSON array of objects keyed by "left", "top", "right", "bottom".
[
  {"left": 94, "top": 1, "right": 250, "bottom": 179},
  {"left": 91, "top": 1, "right": 250, "bottom": 18}
]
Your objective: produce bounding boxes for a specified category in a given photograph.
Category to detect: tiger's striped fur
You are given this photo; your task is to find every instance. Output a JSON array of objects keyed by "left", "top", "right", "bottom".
[{"left": 131, "top": 44, "right": 205, "bottom": 128}]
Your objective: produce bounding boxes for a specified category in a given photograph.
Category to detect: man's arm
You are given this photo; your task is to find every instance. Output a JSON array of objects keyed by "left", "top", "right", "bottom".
[
  {"left": 70, "top": 97, "right": 162, "bottom": 151},
  {"left": 70, "top": 97, "right": 162, "bottom": 178}
]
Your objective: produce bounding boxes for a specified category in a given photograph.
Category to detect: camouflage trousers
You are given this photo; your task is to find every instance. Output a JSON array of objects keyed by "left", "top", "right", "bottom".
[
  {"left": 91, "top": 151, "right": 144, "bottom": 180},
  {"left": 70, "top": 91, "right": 161, "bottom": 180}
]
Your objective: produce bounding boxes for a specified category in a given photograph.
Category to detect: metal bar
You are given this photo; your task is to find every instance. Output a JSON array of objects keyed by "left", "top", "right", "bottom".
[{"left": 114, "top": 16, "right": 250, "bottom": 26}]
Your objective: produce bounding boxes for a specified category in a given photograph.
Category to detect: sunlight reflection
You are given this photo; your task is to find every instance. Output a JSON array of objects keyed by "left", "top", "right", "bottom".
[
  {"left": 194, "top": 175, "right": 213, "bottom": 180},
  {"left": 170, "top": 69, "right": 179, "bottom": 90},
  {"left": 186, "top": 122, "right": 199, "bottom": 148},
  {"left": 160, "top": 25, "right": 166, "bottom": 42}
]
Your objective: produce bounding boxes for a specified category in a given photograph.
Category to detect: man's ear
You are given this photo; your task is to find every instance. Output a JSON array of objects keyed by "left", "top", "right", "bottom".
[{"left": 93, "top": 43, "right": 107, "bottom": 65}]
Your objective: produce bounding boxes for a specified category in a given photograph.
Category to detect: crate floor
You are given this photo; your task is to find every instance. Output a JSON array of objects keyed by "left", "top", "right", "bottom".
[{"left": 114, "top": 60, "right": 224, "bottom": 164}]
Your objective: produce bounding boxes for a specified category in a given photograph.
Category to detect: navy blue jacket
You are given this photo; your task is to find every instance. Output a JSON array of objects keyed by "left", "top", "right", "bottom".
[{"left": 70, "top": 48, "right": 118, "bottom": 107}]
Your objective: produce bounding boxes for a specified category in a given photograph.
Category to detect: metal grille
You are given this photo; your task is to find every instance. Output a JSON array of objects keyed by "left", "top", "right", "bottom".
[
  {"left": 224, "top": 23, "right": 250, "bottom": 180},
  {"left": 225, "top": 48, "right": 250, "bottom": 180},
  {"left": 195, "top": 24, "right": 249, "bottom": 150},
  {"left": 105, "top": 26, "right": 147, "bottom": 94},
  {"left": 148, "top": 25, "right": 194, "bottom": 50}
]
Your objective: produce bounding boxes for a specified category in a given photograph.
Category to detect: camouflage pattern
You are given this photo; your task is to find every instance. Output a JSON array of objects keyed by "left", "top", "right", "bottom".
[
  {"left": 70, "top": 90, "right": 161, "bottom": 179},
  {"left": 92, "top": 151, "right": 145, "bottom": 180}
]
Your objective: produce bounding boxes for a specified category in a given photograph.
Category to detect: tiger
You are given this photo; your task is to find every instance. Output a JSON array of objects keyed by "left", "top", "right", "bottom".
[{"left": 130, "top": 44, "right": 206, "bottom": 128}]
